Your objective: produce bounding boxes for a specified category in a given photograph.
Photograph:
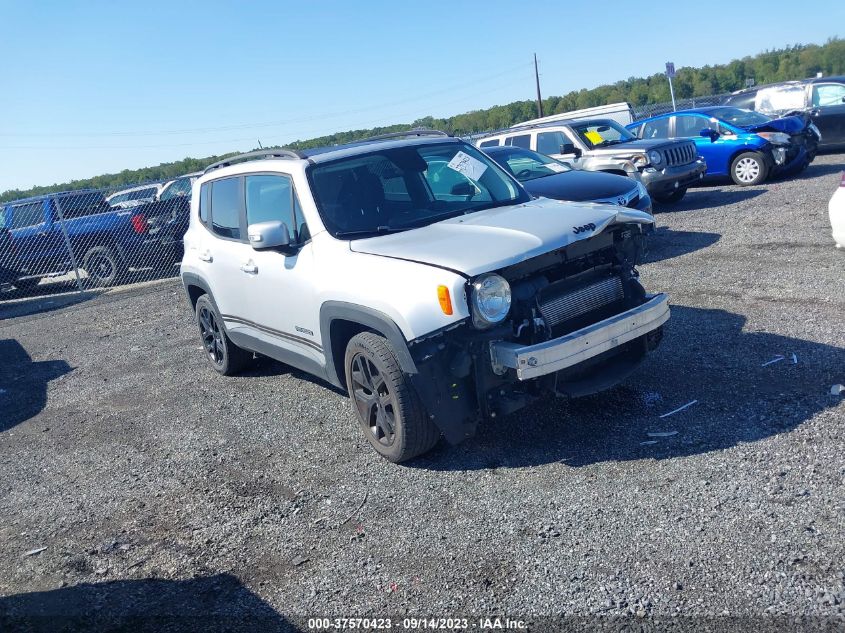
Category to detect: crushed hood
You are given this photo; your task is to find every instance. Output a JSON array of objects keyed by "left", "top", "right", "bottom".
[
  {"left": 349, "top": 197, "right": 654, "bottom": 277},
  {"left": 745, "top": 115, "right": 808, "bottom": 135}
]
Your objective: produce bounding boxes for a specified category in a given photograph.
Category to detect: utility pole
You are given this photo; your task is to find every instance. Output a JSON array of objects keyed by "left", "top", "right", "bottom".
[{"left": 534, "top": 53, "right": 544, "bottom": 118}]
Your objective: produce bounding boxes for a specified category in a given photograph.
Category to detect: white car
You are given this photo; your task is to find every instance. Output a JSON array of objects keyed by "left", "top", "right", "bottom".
[
  {"left": 158, "top": 171, "right": 202, "bottom": 202},
  {"left": 107, "top": 183, "right": 162, "bottom": 209},
  {"left": 831, "top": 171, "right": 845, "bottom": 248},
  {"left": 180, "top": 132, "right": 669, "bottom": 462}
]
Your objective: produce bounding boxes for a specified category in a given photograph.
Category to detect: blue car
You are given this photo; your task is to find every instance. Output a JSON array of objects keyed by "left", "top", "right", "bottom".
[{"left": 627, "top": 107, "right": 817, "bottom": 186}]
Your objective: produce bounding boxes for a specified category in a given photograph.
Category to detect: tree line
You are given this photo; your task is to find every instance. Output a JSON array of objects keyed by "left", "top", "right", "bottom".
[{"left": 2, "top": 38, "right": 843, "bottom": 204}]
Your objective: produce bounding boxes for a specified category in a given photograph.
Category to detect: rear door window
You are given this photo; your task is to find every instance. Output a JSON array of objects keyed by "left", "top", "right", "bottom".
[
  {"left": 209, "top": 177, "right": 242, "bottom": 240},
  {"left": 504, "top": 134, "right": 531, "bottom": 149}
]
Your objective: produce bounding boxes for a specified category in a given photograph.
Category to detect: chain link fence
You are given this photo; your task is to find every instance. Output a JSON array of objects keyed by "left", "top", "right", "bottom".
[
  {"left": 0, "top": 173, "right": 200, "bottom": 304},
  {"left": 631, "top": 93, "right": 730, "bottom": 120}
]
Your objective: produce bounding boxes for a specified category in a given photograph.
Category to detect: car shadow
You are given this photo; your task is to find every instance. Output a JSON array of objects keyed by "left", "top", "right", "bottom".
[
  {"left": 798, "top": 161, "right": 844, "bottom": 179},
  {"left": 642, "top": 227, "right": 721, "bottom": 263},
  {"left": 663, "top": 186, "right": 766, "bottom": 211},
  {"left": 240, "top": 357, "right": 346, "bottom": 396},
  {"left": 0, "top": 339, "right": 72, "bottom": 432},
  {"left": 0, "top": 573, "right": 298, "bottom": 632},
  {"left": 410, "top": 305, "right": 844, "bottom": 471}
]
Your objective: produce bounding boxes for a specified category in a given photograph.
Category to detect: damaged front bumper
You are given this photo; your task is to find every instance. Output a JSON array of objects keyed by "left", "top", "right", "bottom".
[{"left": 489, "top": 293, "right": 670, "bottom": 380}]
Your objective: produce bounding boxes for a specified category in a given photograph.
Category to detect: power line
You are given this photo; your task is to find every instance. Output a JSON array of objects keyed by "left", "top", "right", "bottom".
[
  {"left": 0, "top": 62, "right": 534, "bottom": 139},
  {"left": 0, "top": 83, "right": 526, "bottom": 151}
]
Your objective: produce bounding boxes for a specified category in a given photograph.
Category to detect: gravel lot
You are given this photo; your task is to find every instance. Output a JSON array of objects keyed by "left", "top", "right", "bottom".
[{"left": 1, "top": 155, "right": 844, "bottom": 632}]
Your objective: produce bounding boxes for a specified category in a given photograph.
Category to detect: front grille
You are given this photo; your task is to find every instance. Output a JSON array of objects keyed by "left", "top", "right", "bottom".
[
  {"left": 538, "top": 275, "right": 625, "bottom": 328},
  {"left": 661, "top": 142, "right": 696, "bottom": 167}
]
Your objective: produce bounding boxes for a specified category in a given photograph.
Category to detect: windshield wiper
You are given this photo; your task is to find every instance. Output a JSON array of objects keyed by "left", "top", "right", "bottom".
[
  {"left": 595, "top": 139, "right": 626, "bottom": 147},
  {"left": 334, "top": 226, "right": 407, "bottom": 239}
]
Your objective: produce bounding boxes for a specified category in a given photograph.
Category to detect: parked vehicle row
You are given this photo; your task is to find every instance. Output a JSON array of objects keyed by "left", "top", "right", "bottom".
[
  {"left": 476, "top": 118, "right": 706, "bottom": 204},
  {"left": 0, "top": 171, "right": 201, "bottom": 290},
  {"left": 628, "top": 106, "right": 819, "bottom": 185},
  {"left": 0, "top": 190, "right": 182, "bottom": 289}
]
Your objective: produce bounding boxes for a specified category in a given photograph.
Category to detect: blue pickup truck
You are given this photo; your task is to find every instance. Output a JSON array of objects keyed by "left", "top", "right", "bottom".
[{"left": 0, "top": 189, "right": 179, "bottom": 288}]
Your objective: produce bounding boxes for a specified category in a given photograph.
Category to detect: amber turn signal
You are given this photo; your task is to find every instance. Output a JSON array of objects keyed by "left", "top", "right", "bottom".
[{"left": 437, "top": 285, "right": 453, "bottom": 315}]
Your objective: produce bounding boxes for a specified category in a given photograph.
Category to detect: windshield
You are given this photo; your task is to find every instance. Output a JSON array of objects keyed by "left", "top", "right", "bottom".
[
  {"left": 487, "top": 147, "right": 571, "bottom": 182},
  {"left": 570, "top": 120, "right": 636, "bottom": 148},
  {"left": 308, "top": 142, "right": 529, "bottom": 238},
  {"left": 708, "top": 107, "right": 772, "bottom": 127}
]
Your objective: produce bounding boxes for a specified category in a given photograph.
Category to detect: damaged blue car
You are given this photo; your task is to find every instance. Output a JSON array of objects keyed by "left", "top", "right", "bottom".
[{"left": 628, "top": 106, "right": 819, "bottom": 186}]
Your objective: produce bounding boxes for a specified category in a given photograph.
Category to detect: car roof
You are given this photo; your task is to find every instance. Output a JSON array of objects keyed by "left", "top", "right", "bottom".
[
  {"left": 300, "top": 135, "right": 462, "bottom": 163},
  {"left": 2, "top": 189, "right": 105, "bottom": 206},
  {"left": 200, "top": 132, "right": 463, "bottom": 179},
  {"left": 633, "top": 106, "right": 744, "bottom": 123},
  {"left": 729, "top": 75, "right": 845, "bottom": 96}
]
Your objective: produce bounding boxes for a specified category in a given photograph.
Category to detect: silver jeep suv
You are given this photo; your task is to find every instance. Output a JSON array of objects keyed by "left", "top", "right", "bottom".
[
  {"left": 476, "top": 118, "right": 706, "bottom": 204},
  {"left": 181, "top": 131, "right": 670, "bottom": 462}
]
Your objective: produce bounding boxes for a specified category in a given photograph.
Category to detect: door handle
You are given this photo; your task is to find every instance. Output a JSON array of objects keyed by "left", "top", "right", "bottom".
[
  {"left": 240, "top": 262, "right": 258, "bottom": 274},
  {"left": 198, "top": 251, "right": 213, "bottom": 262}
]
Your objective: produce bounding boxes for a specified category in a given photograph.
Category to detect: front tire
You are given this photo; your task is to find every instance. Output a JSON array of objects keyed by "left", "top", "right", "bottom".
[
  {"left": 652, "top": 187, "right": 687, "bottom": 204},
  {"left": 195, "top": 295, "right": 252, "bottom": 376},
  {"left": 730, "top": 152, "right": 768, "bottom": 186},
  {"left": 344, "top": 332, "right": 439, "bottom": 462}
]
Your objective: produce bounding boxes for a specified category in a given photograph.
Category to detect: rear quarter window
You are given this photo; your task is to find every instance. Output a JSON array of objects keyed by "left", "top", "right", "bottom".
[{"left": 478, "top": 139, "right": 500, "bottom": 148}]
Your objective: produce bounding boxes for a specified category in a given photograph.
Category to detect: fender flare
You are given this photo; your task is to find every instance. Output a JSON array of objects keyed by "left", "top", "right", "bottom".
[{"left": 320, "top": 301, "right": 417, "bottom": 388}]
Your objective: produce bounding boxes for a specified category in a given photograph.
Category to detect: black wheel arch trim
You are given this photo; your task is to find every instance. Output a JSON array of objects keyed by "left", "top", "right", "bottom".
[{"left": 320, "top": 301, "right": 417, "bottom": 388}]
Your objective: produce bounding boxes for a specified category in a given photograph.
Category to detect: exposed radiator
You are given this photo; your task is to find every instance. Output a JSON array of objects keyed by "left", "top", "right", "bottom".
[{"left": 538, "top": 275, "right": 624, "bottom": 327}]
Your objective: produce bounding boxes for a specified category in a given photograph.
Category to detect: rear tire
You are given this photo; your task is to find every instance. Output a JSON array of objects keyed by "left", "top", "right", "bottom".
[
  {"left": 82, "top": 245, "right": 127, "bottom": 287},
  {"left": 653, "top": 187, "right": 687, "bottom": 204},
  {"left": 344, "top": 332, "right": 439, "bottom": 462},
  {"left": 730, "top": 152, "right": 768, "bottom": 186},
  {"left": 195, "top": 295, "right": 252, "bottom": 376}
]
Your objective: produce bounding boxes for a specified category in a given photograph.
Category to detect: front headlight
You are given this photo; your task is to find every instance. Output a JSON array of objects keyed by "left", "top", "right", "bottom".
[
  {"left": 470, "top": 273, "right": 511, "bottom": 328},
  {"left": 756, "top": 131, "right": 790, "bottom": 145},
  {"left": 647, "top": 150, "right": 662, "bottom": 166}
]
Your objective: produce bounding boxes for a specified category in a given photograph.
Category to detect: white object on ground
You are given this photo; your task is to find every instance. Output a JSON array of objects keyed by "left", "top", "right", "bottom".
[
  {"left": 762, "top": 356, "right": 785, "bottom": 367},
  {"left": 640, "top": 440, "right": 659, "bottom": 446},
  {"left": 831, "top": 384, "right": 844, "bottom": 396},
  {"left": 647, "top": 431, "right": 679, "bottom": 438},
  {"left": 828, "top": 171, "right": 845, "bottom": 248},
  {"left": 791, "top": 353, "right": 798, "bottom": 364},
  {"left": 659, "top": 400, "right": 698, "bottom": 418},
  {"left": 24, "top": 547, "right": 47, "bottom": 557}
]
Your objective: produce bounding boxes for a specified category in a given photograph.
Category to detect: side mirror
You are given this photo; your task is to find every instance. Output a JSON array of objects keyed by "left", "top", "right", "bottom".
[
  {"left": 700, "top": 128, "right": 720, "bottom": 143},
  {"left": 247, "top": 220, "right": 293, "bottom": 250},
  {"left": 450, "top": 182, "right": 476, "bottom": 197},
  {"left": 561, "top": 143, "right": 582, "bottom": 158}
]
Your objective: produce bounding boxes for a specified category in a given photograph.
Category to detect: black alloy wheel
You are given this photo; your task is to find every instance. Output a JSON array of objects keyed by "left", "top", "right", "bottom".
[{"left": 349, "top": 353, "right": 397, "bottom": 447}]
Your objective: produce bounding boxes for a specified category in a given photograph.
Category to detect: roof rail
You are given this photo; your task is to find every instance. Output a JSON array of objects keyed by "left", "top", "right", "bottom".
[
  {"left": 204, "top": 149, "right": 304, "bottom": 174},
  {"left": 354, "top": 129, "right": 451, "bottom": 144}
]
